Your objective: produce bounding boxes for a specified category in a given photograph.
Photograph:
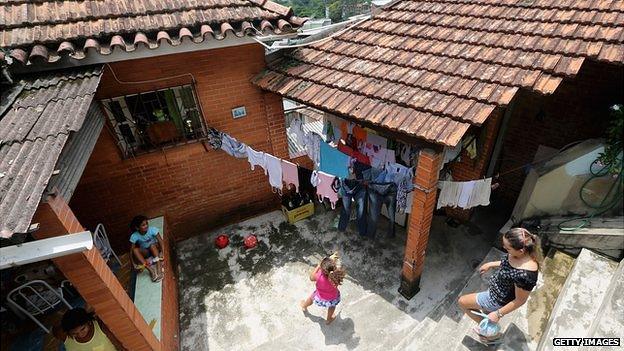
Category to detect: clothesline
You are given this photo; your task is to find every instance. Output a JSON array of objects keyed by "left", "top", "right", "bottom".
[
  {"left": 209, "top": 123, "right": 496, "bottom": 212},
  {"left": 208, "top": 125, "right": 420, "bottom": 213}
]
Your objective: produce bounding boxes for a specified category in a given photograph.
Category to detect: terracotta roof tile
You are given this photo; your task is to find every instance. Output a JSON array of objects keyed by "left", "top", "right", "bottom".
[
  {"left": 254, "top": 0, "right": 623, "bottom": 146},
  {"left": 1, "top": 0, "right": 304, "bottom": 65}
]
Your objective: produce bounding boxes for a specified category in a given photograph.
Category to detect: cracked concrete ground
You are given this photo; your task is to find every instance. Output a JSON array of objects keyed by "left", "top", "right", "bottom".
[{"left": 176, "top": 207, "right": 493, "bottom": 350}]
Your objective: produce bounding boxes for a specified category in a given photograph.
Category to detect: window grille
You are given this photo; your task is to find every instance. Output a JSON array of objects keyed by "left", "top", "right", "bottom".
[{"left": 100, "top": 85, "right": 206, "bottom": 157}]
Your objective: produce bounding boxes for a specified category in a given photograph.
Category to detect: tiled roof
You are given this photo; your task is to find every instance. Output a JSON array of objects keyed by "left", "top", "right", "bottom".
[
  {"left": 0, "top": 0, "right": 305, "bottom": 65},
  {"left": 254, "top": 0, "right": 624, "bottom": 146},
  {"left": 0, "top": 66, "right": 102, "bottom": 235}
]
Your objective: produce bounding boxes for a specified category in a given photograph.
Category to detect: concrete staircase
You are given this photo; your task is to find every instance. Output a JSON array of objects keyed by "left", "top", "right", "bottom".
[
  {"left": 538, "top": 249, "right": 621, "bottom": 351},
  {"left": 588, "top": 258, "right": 624, "bottom": 350},
  {"left": 393, "top": 247, "right": 617, "bottom": 351},
  {"left": 394, "top": 248, "right": 510, "bottom": 350},
  {"left": 256, "top": 247, "right": 622, "bottom": 350}
]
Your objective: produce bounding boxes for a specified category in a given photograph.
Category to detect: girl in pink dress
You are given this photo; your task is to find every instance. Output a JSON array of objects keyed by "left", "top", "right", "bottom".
[{"left": 300, "top": 254, "right": 346, "bottom": 324}]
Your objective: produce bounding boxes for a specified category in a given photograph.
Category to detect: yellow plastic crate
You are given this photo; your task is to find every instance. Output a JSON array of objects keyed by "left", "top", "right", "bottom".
[{"left": 282, "top": 202, "right": 314, "bottom": 224}]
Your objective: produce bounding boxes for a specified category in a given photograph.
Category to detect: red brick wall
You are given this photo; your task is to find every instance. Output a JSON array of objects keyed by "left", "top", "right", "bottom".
[
  {"left": 161, "top": 217, "right": 180, "bottom": 351},
  {"left": 400, "top": 148, "right": 443, "bottom": 298},
  {"left": 496, "top": 61, "right": 624, "bottom": 204},
  {"left": 445, "top": 109, "right": 504, "bottom": 220},
  {"left": 32, "top": 197, "right": 159, "bottom": 351},
  {"left": 70, "top": 44, "right": 289, "bottom": 251}
]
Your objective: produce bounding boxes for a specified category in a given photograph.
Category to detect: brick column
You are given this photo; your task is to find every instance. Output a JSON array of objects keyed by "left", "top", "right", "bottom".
[
  {"left": 32, "top": 193, "right": 160, "bottom": 351},
  {"left": 399, "top": 148, "right": 443, "bottom": 300}
]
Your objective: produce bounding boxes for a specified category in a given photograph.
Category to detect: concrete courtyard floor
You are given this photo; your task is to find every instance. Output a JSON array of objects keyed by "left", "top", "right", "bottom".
[{"left": 176, "top": 207, "right": 494, "bottom": 350}]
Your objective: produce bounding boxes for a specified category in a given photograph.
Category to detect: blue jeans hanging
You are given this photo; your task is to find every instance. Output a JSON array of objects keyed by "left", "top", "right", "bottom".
[
  {"left": 338, "top": 179, "right": 367, "bottom": 236},
  {"left": 367, "top": 182, "right": 397, "bottom": 238}
]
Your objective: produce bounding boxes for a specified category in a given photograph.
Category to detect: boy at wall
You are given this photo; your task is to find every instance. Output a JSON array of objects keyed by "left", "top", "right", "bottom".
[{"left": 130, "top": 215, "right": 164, "bottom": 282}]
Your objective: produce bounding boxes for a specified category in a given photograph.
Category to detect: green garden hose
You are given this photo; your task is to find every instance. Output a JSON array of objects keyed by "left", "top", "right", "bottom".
[{"left": 558, "top": 156, "right": 623, "bottom": 231}]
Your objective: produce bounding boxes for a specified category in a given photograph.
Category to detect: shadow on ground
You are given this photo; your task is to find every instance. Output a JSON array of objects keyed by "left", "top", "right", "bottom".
[{"left": 176, "top": 206, "right": 497, "bottom": 350}]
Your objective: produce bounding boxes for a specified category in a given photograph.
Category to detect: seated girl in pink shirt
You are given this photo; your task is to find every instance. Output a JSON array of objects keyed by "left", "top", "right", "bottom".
[{"left": 300, "top": 254, "right": 346, "bottom": 324}]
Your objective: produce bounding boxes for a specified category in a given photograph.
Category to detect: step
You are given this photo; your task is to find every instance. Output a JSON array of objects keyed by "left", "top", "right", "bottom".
[
  {"left": 538, "top": 249, "right": 618, "bottom": 351},
  {"left": 400, "top": 248, "right": 505, "bottom": 350},
  {"left": 393, "top": 266, "right": 472, "bottom": 350},
  {"left": 588, "top": 258, "right": 624, "bottom": 346}
]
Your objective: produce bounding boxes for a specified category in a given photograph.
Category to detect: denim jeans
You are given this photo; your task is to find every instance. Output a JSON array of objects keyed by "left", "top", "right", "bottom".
[
  {"left": 367, "top": 182, "right": 397, "bottom": 238},
  {"left": 338, "top": 179, "right": 367, "bottom": 236}
]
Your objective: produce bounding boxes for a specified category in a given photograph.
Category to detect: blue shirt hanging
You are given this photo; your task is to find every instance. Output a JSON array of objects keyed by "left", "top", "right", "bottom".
[{"left": 320, "top": 142, "right": 350, "bottom": 179}]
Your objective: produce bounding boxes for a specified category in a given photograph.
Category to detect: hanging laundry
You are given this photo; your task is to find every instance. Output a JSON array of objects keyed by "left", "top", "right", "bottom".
[
  {"left": 281, "top": 159, "right": 299, "bottom": 191},
  {"left": 311, "top": 170, "right": 339, "bottom": 209},
  {"left": 289, "top": 117, "right": 306, "bottom": 147},
  {"left": 437, "top": 181, "right": 462, "bottom": 209},
  {"left": 337, "top": 179, "right": 367, "bottom": 237},
  {"left": 320, "top": 142, "right": 350, "bottom": 179},
  {"left": 304, "top": 132, "right": 322, "bottom": 168},
  {"left": 362, "top": 166, "right": 386, "bottom": 183},
  {"left": 337, "top": 142, "right": 370, "bottom": 165},
  {"left": 298, "top": 166, "right": 315, "bottom": 198},
  {"left": 443, "top": 142, "right": 462, "bottom": 165},
  {"left": 382, "top": 162, "right": 409, "bottom": 184},
  {"left": 220, "top": 134, "right": 248, "bottom": 158},
  {"left": 396, "top": 175, "right": 414, "bottom": 213},
  {"left": 465, "top": 137, "right": 478, "bottom": 159},
  {"left": 340, "top": 121, "right": 354, "bottom": 138},
  {"left": 367, "top": 182, "right": 397, "bottom": 238},
  {"left": 436, "top": 178, "right": 492, "bottom": 209},
  {"left": 405, "top": 191, "right": 414, "bottom": 214},
  {"left": 457, "top": 181, "right": 475, "bottom": 208},
  {"left": 352, "top": 125, "right": 367, "bottom": 142},
  {"left": 362, "top": 143, "right": 396, "bottom": 169},
  {"left": 385, "top": 162, "right": 414, "bottom": 213},
  {"left": 395, "top": 142, "right": 419, "bottom": 167},
  {"left": 206, "top": 128, "right": 222, "bottom": 149},
  {"left": 352, "top": 160, "right": 371, "bottom": 180},
  {"left": 468, "top": 178, "right": 492, "bottom": 208},
  {"left": 324, "top": 114, "right": 342, "bottom": 141},
  {"left": 382, "top": 148, "right": 396, "bottom": 169},
  {"left": 323, "top": 119, "right": 336, "bottom": 142},
  {"left": 362, "top": 143, "right": 383, "bottom": 168},
  {"left": 365, "top": 130, "right": 387, "bottom": 148},
  {"left": 247, "top": 146, "right": 267, "bottom": 174},
  {"left": 265, "top": 154, "right": 283, "bottom": 192}
]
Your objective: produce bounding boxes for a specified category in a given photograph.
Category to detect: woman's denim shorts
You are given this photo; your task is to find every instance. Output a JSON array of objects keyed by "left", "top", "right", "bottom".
[{"left": 476, "top": 290, "right": 503, "bottom": 313}]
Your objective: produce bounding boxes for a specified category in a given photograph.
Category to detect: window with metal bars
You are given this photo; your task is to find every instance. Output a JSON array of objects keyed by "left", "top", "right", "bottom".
[{"left": 100, "top": 85, "right": 206, "bottom": 157}]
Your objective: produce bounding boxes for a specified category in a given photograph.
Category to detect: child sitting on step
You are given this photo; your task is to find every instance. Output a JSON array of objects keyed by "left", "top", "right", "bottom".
[{"left": 130, "top": 215, "right": 164, "bottom": 282}]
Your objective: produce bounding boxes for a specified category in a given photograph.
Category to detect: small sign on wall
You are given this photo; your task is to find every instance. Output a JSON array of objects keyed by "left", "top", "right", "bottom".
[{"left": 231, "top": 106, "right": 247, "bottom": 119}]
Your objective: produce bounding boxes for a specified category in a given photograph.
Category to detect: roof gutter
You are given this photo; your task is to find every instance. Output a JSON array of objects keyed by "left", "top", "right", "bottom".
[{"left": 9, "top": 33, "right": 297, "bottom": 75}]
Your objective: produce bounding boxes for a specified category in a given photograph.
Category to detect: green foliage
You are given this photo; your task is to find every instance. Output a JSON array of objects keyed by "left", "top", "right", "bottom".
[
  {"left": 597, "top": 104, "right": 623, "bottom": 175},
  {"left": 276, "top": 0, "right": 369, "bottom": 21},
  {"left": 277, "top": 0, "right": 326, "bottom": 18}
]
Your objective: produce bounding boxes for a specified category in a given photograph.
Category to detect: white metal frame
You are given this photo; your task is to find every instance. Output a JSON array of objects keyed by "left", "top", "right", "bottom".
[
  {"left": 93, "top": 223, "right": 122, "bottom": 266},
  {"left": 0, "top": 232, "right": 93, "bottom": 270},
  {"left": 6, "top": 280, "right": 72, "bottom": 333}
]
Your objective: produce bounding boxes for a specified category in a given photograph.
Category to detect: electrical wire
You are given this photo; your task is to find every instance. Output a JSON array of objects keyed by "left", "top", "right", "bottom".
[{"left": 105, "top": 63, "right": 195, "bottom": 85}]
